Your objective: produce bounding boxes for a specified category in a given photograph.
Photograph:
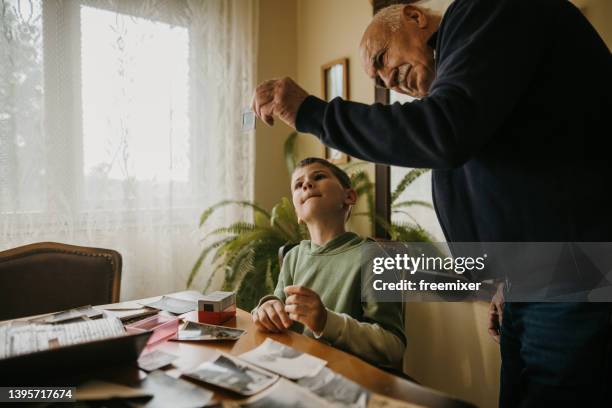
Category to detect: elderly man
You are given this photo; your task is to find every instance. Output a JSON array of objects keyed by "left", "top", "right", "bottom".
[{"left": 252, "top": 0, "right": 612, "bottom": 406}]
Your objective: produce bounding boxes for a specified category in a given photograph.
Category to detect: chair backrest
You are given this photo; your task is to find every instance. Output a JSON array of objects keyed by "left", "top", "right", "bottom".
[
  {"left": 0, "top": 242, "right": 121, "bottom": 321},
  {"left": 278, "top": 242, "right": 299, "bottom": 269}
]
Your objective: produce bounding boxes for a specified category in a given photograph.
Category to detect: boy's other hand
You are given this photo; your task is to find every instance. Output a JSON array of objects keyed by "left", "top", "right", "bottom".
[
  {"left": 253, "top": 299, "right": 292, "bottom": 333},
  {"left": 284, "top": 285, "right": 327, "bottom": 335}
]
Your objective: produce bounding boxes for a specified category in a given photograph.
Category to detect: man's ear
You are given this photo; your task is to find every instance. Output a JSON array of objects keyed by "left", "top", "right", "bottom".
[
  {"left": 402, "top": 5, "right": 428, "bottom": 29},
  {"left": 345, "top": 188, "right": 357, "bottom": 206}
]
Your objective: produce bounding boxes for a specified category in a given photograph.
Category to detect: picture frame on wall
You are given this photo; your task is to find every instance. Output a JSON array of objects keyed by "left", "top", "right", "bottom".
[{"left": 321, "top": 58, "right": 350, "bottom": 164}]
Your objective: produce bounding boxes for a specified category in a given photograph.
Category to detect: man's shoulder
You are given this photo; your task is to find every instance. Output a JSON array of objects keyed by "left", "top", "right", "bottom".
[{"left": 443, "top": 0, "right": 564, "bottom": 25}]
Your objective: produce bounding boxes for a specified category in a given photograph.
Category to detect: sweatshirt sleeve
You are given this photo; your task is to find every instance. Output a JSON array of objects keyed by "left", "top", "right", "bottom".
[
  {"left": 315, "top": 301, "right": 406, "bottom": 369},
  {"left": 296, "top": 0, "right": 542, "bottom": 169},
  {"left": 253, "top": 246, "right": 296, "bottom": 311}
]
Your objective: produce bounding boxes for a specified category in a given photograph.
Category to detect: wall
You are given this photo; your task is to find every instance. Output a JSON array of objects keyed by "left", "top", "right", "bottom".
[
  {"left": 574, "top": 0, "right": 612, "bottom": 48},
  {"left": 254, "top": 0, "right": 297, "bottom": 211},
  {"left": 295, "top": 0, "right": 374, "bottom": 237}
]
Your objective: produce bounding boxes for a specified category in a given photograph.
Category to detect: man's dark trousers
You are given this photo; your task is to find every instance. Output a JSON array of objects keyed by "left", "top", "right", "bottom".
[{"left": 500, "top": 302, "right": 612, "bottom": 407}]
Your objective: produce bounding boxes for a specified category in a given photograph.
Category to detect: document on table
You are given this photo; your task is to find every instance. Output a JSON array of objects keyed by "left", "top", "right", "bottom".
[
  {"left": 239, "top": 338, "right": 326, "bottom": 380},
  {"left": 0, "top": 317, "right": 125, "bottom": 359}
]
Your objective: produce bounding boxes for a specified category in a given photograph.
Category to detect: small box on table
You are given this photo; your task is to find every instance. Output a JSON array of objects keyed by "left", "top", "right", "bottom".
[{"left": 197, "top": 291, "right": 236, "bottom": 325}]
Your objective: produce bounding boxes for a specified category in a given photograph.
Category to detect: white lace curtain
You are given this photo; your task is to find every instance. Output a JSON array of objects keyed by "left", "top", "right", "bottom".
[{"left": 0, "top": 0, "right": 258, "bottom": 300}]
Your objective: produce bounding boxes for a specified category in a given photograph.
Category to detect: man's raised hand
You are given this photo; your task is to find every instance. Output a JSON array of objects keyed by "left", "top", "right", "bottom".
[{"left": 251, "top": 77, "right": 309, "bottom": 128}]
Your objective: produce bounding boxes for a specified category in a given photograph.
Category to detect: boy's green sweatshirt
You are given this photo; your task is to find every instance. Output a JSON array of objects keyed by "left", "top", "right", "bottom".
[{"left": 257, "top": 232, "right": 406, "bottom": 369}]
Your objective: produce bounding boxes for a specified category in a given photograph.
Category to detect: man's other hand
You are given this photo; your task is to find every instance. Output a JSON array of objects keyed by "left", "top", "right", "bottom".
[
  {"left": 488, "top": 282, "right": 505, "bottom": 343},
  {"left": 251, "top": 77, "right": 309, "bottom": 128},
  {"left": 253, "top": 299, "right": 292, "bottom": 333}
]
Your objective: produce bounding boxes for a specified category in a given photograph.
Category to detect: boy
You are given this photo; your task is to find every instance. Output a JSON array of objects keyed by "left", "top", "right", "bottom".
[{"left": 252, "top": 157, "right": 406, "bottom": 369}]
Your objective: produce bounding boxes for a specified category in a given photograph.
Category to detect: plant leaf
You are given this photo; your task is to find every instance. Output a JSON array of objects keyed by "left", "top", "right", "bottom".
[
  {"left": 187, "top": 236, "right": 234, "bottom": 288},
  {"left": 284, "top": 132, "right": 299, "bottom": 175},
  {"left": 393, "top": 200, "right": 433, "bottom": 210},
  {"left": 270, "top": 197, "right": 300, "bottom": 241},
  {"left": 199, "top": 200, "right": 270, "bottom": 227},
  {"left": 391, "top": 169, "right": 430, "bottom": 204}
]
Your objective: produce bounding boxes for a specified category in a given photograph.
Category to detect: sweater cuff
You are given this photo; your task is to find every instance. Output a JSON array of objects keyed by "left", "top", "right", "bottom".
[
  {"left": 251, "top": 295, "right": 282, "bottom": 314},
  {"left": 296, "top": 95, "right": 327, "bottom": 136},
  {"left": 314, "top": 309, "right": 345, "bottom": 341}
]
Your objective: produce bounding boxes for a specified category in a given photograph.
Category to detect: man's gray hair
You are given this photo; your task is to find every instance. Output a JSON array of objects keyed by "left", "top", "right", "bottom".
[{"left": 374, "top": 0, "right": 441, "bottom": 32}]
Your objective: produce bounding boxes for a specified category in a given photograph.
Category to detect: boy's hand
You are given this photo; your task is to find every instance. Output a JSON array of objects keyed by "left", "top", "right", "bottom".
[
  {"left": 253, "top": 299, "right": 292, "bottom": 333},
  {"left": 284, "top": 285, "right": 327, "bottom": 335}
]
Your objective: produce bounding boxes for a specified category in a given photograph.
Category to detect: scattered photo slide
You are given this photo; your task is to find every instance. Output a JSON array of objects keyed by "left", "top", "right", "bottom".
[
  {"left": 184, "top": 353, "right": 278, "bottom": 396},
  {"left": 142, "top": 296, "right": 196, "bottom": 315},
  {"left": 137, "top": 349, "right": 178, "bottom": 372},
  {"left": 237, "top": 378, "right": 329, "bottom": 407},
  {"left": 173, "top": 321, "right": 245, "bottom": 341},
  {"left": 242, "top": 109, "right": 256, "bottom": 132},
  {"left": 297, "top": 367, "right": 369, "bottom": 407},
  {"left": 239, "top": 338, "right": 326, "bottom": 380},
  {"left": 29, "top": 305, "right": 103, "bottom": 324}
]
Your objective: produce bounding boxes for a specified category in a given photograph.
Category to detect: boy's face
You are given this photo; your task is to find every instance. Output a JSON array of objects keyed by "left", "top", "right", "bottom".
[{"left": 291, "top": 163, "right": 356, "bottom": 224}]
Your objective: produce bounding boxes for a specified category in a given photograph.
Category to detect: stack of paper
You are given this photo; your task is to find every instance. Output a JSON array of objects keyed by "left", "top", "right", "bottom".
[{"left": 0, "top": 317, "right": 125, "bottom": 359}]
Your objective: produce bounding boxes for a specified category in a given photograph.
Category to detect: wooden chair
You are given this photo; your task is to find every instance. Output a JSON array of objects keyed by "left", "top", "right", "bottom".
[{"left": 0, "top": 242, "right": 121, "bottom": 321}]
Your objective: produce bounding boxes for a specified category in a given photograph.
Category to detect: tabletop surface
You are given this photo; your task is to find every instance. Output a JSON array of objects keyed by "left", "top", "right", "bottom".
[{"left": 7, "top": 291, "right": 473, "bottom": 408}]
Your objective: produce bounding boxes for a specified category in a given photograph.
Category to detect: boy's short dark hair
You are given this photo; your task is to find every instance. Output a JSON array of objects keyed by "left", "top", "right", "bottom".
[{"left": 295, "top": 157, "right": 352, "bottom": 189}]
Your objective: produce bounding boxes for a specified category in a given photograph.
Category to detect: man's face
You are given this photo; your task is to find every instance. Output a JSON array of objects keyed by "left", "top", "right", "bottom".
[
  {"left": 360, "top": 6, "right": 436, "bottom": 98},
  {"left": 291, "top": 163, "right": 353, "bottom": 224}
]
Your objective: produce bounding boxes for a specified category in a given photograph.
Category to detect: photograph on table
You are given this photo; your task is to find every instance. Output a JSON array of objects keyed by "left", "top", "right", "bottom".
[
  {"left": 238, "top": 378, "right": 329, "bottom": 407},
  {"left": 185, "top": 353, "right": 278, "bottom": 396},
  {"left": 173, "top": 320, "right": 245, "bottom": 341},
  {"left": 297, "top": 367, "right": 369, "bottom": 407}
]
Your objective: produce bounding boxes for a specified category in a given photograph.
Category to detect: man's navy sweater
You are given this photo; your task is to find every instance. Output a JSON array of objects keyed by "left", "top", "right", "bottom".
[{"left": 296, "top": 0, "right": 612, "bottom": 243}]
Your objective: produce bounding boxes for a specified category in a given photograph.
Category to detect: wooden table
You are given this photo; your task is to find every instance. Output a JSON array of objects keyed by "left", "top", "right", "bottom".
[
  {"left": 6, "top": 292, "right": 474, "bottom": 408},
  {"left": 125, "top": 292, "right": 473, "bottom": 408}
]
